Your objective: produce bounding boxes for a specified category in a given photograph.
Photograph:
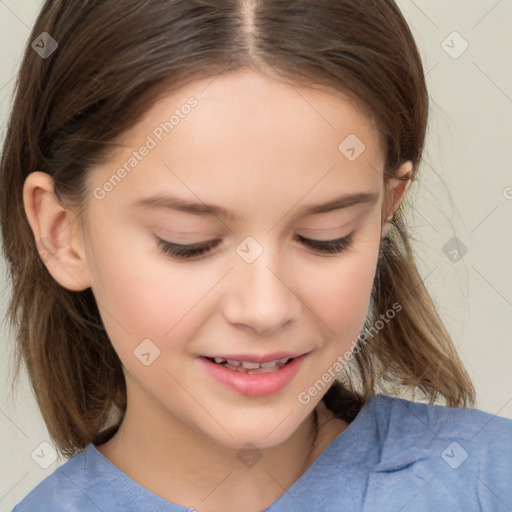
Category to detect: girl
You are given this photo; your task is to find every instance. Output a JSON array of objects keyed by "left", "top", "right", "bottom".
[{"left": 1, "top": 1, "right": 511, "bottom": 511}]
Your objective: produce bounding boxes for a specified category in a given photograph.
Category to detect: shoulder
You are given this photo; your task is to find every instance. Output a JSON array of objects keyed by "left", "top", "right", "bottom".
[
  {"left": 11, "top": 445, "right": 123, "bottom": 512},
  {"left": 11, "top": 444, "right": 183, "bottom": 512},
  {"left": 371, "top": 392, "right": 512, "bottom": 443},
  {"left": 365, "top": 393, "right": 512, "bottom": 511}
]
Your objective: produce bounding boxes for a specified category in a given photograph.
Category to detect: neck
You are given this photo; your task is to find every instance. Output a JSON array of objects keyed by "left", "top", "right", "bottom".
[{"left": 96, "top": 390, "right": 327, "bottom": 512}]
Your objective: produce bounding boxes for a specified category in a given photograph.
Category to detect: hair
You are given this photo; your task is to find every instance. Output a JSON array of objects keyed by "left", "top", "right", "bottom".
[{"left": 0, "top": 0, "right": 476, "bottom": 458}]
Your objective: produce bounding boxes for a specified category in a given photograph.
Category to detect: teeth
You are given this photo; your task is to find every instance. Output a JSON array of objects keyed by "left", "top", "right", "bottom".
[
  {"left": 260, "top": 358, "right": 290, "bottom": 368},
  {"left": 241, "top": 361, "right": 261, "bottom": 369},
  {"left": 210, "top": 356, "right": 291, "bottom": 371},
  {"left": 260, "top": 360, "right": 279, "bottom": 368}
]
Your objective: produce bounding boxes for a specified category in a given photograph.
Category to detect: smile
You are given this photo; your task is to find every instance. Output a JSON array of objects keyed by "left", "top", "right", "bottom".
[
  {"left": 208, "top": 357, "right": 291, "bottom": 373},
  {"left": 198, "top": 353, "right": 309, "bottom": 397}
]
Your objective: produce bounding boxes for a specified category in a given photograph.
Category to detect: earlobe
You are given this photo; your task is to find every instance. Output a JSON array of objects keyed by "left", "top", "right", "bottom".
[
  {"left": 22, "top": 171, "right": 92, "bottom": 291},
  {"left": 381, "top": 161, "right": 413, "bottom": 238}
]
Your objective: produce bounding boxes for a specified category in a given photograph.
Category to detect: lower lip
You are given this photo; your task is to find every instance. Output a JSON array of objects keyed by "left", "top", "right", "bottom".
[{"left": 198, "top": 354, "right": 308, "bottom": 397}]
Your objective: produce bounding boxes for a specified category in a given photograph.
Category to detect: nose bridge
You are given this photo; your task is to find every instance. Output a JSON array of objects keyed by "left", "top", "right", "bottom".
[{"left": 223, "top": 234, "right": 299, "bottom": 334}]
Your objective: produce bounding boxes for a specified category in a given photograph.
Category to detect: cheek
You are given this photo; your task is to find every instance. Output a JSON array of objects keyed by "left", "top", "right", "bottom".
[
  {"left": 86, "top": 228, "right": 214, "bottom": 358},
  {"left": 309, "top": 234, "right": 380, "bottom": 344}
]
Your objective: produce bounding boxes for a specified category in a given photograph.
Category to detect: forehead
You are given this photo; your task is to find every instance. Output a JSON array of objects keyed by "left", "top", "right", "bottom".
[{"left": 90, "top": 70, "right": 385, "bottom": 214}]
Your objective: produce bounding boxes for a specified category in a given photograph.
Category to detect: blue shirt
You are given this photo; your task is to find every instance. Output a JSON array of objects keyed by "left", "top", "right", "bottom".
[{"left": 12, "top": 393, "right": 512, "bottom": 511}]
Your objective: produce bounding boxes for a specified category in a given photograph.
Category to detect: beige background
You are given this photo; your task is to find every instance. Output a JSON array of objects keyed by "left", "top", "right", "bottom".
[{"left": 1, "top": 1, "right": 511, "bottom": 509}]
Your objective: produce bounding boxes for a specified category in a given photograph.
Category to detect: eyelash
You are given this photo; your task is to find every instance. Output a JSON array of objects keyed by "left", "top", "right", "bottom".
[{"left": 156, "top": 232, "right": 354, "bottom": 260}]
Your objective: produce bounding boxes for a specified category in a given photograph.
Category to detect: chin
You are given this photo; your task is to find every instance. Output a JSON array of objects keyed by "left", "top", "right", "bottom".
[
  {"left": 210, "top": 430, "right": 294, "bottom": 452},
  {"left": 199, "top": 407, "right": 309, "bottom": 451}
]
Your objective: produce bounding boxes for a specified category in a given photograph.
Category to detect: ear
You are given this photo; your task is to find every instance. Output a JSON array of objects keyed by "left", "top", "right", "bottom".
[
  {"left": 22, "top": 171, "right": 92, "bottom": 291},
  {"left": 381, "top": 161, "right": 413, "bottom": 238}
]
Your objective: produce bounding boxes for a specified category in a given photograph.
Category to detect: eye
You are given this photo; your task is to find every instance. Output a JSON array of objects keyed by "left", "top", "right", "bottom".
[
  {"left": 296, "top": 232, "right": 354, "bottom": 255},
  {"left": 156, "top": 232, "right": 354, "bottom": 261},
  {"left": 156, "top": 237, "right": 222, "bottom": 261}
]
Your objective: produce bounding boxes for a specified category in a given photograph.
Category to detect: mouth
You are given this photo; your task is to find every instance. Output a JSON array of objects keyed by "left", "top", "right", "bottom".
[
  {"left": 202, "top": 356, "right": 294, "bottom": 374},
  {"left": 198, "top": 352, "right": 310, "bottom": 397}
]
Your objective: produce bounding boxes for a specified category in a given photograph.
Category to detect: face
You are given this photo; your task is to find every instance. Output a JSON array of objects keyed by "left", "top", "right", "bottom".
[{"left": 42, "top": 70, "right": 410, "bottom": 449}]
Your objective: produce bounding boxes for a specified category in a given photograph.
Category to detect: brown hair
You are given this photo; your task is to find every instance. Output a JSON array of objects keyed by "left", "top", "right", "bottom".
[{"left": 0, "top": 0, "right": 476, "bottom": 457}]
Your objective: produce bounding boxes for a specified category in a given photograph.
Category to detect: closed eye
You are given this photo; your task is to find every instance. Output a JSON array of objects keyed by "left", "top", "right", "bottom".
[{"left": 156, "top": 232, "right": 355, "bottom": 261}]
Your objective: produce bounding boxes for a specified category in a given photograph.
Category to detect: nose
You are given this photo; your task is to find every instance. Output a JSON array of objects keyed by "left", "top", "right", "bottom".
[{"left": 222, "top": 244, "right": 300, "bottom": 335}]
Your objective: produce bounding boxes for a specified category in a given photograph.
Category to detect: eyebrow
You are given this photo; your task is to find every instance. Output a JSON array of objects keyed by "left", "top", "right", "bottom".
[{"left": 132, "top": 191, "right": 379, "bottom": 221}]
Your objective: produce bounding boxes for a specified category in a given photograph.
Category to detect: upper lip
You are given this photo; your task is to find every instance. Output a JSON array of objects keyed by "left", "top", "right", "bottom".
[{"left": 201, "top": 351, "right": 309, "bottom": 363}]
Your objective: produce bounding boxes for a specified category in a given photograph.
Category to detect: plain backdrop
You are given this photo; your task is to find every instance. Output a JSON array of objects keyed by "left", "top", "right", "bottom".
[{"left": 0, "top": 1, "right": 511, "bottom": 510}]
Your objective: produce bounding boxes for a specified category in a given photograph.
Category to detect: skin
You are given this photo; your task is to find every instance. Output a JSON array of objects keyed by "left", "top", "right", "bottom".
[{"left": 23, "top": 69, "right": 411, "bottom": 512}]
